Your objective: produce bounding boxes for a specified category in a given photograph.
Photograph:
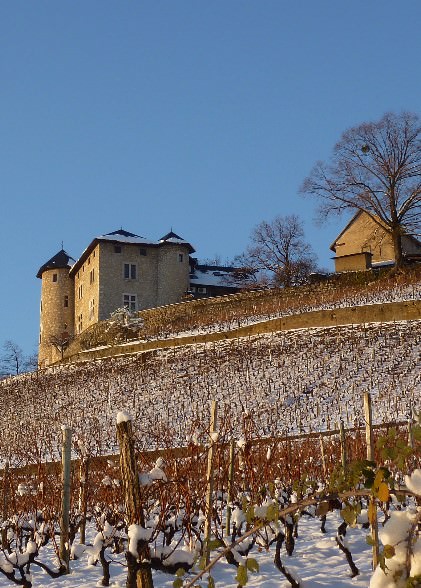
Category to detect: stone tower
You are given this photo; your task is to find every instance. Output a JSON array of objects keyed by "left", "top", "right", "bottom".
[
  {"left": 157, "top": 231, "right": 194, "bottom": 306},
  {"left": 37, "top": 249, "right": 75, "bottom": 368}
]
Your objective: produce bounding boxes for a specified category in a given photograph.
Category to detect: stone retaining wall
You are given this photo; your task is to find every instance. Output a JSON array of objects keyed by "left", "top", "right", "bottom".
[{"left": 63, "top": 299, "right": 421, "bottom": 364}]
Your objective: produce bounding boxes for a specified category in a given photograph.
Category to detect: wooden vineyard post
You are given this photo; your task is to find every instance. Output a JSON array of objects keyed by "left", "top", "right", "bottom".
[
  {"left": 60, "top": 426, "right": 72, "bottom": 574},
  {"left": 319, "top": 435, "right": 327, "bottom": 478},
  {"left": 1, "top": 460, "right": 9, "bottom": 548},
  {"left": 339, "top": 420, "right": 347, "bottom": 471},
  {"left": 116, "top": 413, "right": 154, "bottom": 588},
  {"left": 364, "top": 393, "right": 379, "bottom": 569},
  {"left": 78, "top": 457, "right": 89, "bottom": 545},
  {"left": 225, "top": 439, "right": 235, "bottom": 537},
  {"left": 204, "top": 400, "right": 218, "bottom": 565},
  {"left": 408, "top": 418, "right": 414, "bottom": 449}
]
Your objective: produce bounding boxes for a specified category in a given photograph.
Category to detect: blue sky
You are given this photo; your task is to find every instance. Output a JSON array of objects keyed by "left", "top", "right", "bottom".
[{"left": 1, "top": 1, "right": 421, "bottom": 357}]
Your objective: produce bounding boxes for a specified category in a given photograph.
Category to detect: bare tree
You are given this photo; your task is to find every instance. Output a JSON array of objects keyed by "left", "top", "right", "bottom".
[
  {"left": 237, "top": 215, "right": 317, "bottom": 287},
  {"left": 1, "top": 340, "right": 25, "bottom": 376},
  {"left": 300, "top": 111, "right": 421, "bottom": 268},
  {"left": 49, "top": 332, "right": 73, "bottom": 360}
]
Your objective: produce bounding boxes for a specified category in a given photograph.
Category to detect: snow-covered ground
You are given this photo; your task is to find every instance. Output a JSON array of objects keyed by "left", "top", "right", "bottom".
[{"left": 1, "top": 510, "right": 380, "bottom": 588}]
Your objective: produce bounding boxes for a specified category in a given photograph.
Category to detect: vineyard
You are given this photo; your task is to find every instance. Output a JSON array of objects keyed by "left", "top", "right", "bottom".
[{"left": 0, "top": 269, "right": 420, "bottom": 587}]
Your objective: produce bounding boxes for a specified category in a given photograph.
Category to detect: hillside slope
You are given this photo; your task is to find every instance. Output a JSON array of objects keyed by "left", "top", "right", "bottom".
[{"left": 1, "top": 317, "right": 419, "bottom": 465}]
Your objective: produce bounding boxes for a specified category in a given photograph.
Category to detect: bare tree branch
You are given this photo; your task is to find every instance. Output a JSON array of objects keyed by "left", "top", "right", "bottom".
[{"left": 300, "top": 111, "right": 421, "bottom": 267}]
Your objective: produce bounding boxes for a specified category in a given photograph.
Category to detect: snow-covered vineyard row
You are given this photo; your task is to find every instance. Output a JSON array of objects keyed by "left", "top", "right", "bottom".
[
  {"left": 0, "top": 319, "right": 419, "bottom": 465},
  {"left": 69, "top": 271, "right": 421, "bottom": 352},
  {"left": 129, "top": 273, "right": 421, "bottom": 341}
]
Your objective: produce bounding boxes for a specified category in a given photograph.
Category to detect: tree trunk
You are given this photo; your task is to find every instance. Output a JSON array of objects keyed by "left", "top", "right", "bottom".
[{"left": 391, "top": 225, "right": 404, "bottom": 268}]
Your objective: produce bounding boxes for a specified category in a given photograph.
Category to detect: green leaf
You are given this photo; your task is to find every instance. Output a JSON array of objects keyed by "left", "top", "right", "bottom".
[
  {"left": 366, "top": 534, "right": 375, "bottom": 546},
  {"left": 175, "top": 568, "right": 186, "bottom": 577},
  {"left": 368, "top": 501, "right": 377, "bottom": 525},
  {"left": 246, "top": 558, "right": 259, "bottom": 573},
  {"left": 412, "top": 426, "right": 421, "bottom": 441},
  {"left": 266, "top": 503, "right": 279, "bottom": 523},
  {"left": 316, "top": 501, "right": 330, "bottom": 517},
  {"left": 236, "top": 564, "right": 248, "bottom": 586},
  {"left": 376, "top": 482, "right": 390, "bottom": 502},
  {"left": 198, "top": 556, "right": 207, "bottom": 570},
  {"left": 245, "top": 505, "right": 255, "bottom": 524},
  {"left": 208, "top": 539, "right": 224, "bottom": 550},
  {"left": 208, "top": 575, "right": 215, "bottom": 588},
  {"left": 383, "top": 544, "right": 395, "bottom": 559},
  {"left": 173, "top": 579, "right": 183, "bottom": 588},
  {"left": 341, "top": 505, "right": 357, "bottom": 527}
]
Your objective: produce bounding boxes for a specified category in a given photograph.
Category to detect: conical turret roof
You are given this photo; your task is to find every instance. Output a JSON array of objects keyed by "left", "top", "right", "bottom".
[
  {"left": 36, "top": 249, "right": 75, "bottom": 279},
  {"left": 159, "top": 230, "right": 195, "bottom": 253}
]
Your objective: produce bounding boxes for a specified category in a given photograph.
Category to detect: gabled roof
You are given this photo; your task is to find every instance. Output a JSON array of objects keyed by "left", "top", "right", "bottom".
[
  {"left": 37, "top": 249, "right": 75, "bottom": 279},
  {"left": 330, "top": 211, "right": 371, "bottom": 252}
]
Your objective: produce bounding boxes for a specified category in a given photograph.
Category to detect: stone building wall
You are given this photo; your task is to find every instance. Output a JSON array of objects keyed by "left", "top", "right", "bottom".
[
  {"left": 97, "top": 241, "right": 160, "bottom": 321},
  {"left": 333, "top": 212, "right": 395, "bottom": 265},
  {"left": 73, "top": 246, "right": 100, "bottom": 335},
  {"left": 157, "top": 244, "right": 190, "bottom": 306}
]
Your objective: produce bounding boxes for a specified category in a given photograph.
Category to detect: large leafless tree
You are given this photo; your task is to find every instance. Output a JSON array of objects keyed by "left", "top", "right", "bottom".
[
  {"left": 237, "top": 214, "right": 317, "bottom": 287},
  {"left": 300, "top": 111, "right": 421, "bottom": 267}
]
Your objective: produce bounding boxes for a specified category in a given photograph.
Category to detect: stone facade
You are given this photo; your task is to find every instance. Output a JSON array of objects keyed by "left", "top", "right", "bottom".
[
  {"left": 331, "top": 211, "right": 421, "bottom": 272},
  {"left": 37, "top": 229, "right": 194, "bottom": 367}
]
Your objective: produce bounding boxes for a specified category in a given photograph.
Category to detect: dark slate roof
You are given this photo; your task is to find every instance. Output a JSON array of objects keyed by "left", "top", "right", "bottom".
[
  {"left": 36, "top": 249, "right": 75, "bottom": 279},
  {"left": 160, "top": 230, "right": 184, "bottom": 241},
  {"left": 159, "top": 230, "right": 195, "bottom": 253},
  {"left": 104, "top": 229, "right": 143, "bottom": 238},
  {"left": 69, "top": 228, "right": 195, "bottom": 276}
]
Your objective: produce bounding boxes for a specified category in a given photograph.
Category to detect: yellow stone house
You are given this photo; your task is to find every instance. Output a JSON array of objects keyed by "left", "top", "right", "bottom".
[{"left": 330, "top": 211, "right": 421, "bottom": 273}]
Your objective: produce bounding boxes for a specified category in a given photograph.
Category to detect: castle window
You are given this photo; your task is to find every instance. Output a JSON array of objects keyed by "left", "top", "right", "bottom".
[
  {"left": 78, "top": 284, "right": 83, "bottom": 299},
  {"left": 178, "top": 253, "right": 184, "bottom": 262},
  {"left": 64, "top": 295, "right": 69, "bottom": 308},
  {"left": 52, "top": 273, "right": 58, "bottom": 282},
  {"left": 198, "top": 287, "right": 207, "bottom": 293},
  {"left": 77, "top": 313, "right": 83, "bottom": 333},
  {"left": 139, "top": 248, "right": 147, "bottom": 256},
  {"left": 90, "top": 268, "right": 95, "bottom": 284},
  {"left": 89, "top": 298, "right": 95, "bottom": 320},
  {"left": 115, "top": 245, "right": 122, "bottom": 253},
  {"left": 124, "top": 263, "right": 137, "bottom": 280},
  {"left": 123, "top": 294, "right": 137, "bottom": 312}
]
